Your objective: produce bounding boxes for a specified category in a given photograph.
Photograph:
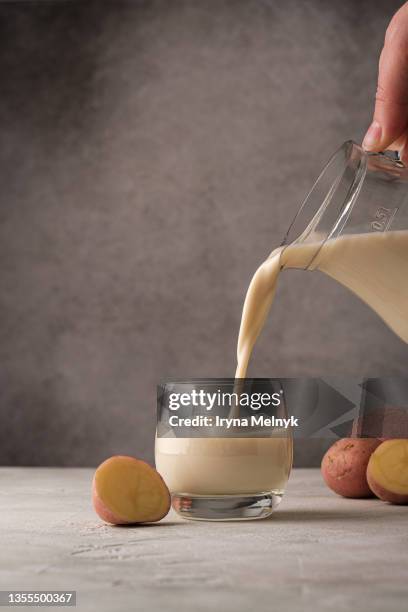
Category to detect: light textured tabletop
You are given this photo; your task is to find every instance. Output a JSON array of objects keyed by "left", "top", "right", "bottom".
[{"left": 0, "top": 468, "right": 407, "bottom": 612}]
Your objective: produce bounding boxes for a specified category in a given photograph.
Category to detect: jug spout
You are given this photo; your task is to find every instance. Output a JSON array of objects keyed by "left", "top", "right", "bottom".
[{"left": 281, "top": 141, "right": 367, "bottom": 269}]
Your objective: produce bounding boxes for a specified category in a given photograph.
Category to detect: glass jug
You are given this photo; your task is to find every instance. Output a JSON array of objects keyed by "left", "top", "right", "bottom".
[{"left": 279, "top": 140, "right": 408, "bottom": 344}]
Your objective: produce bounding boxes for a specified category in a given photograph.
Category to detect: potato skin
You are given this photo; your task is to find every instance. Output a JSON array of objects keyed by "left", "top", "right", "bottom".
[
  {"left": 366, "top": 474, "right": 408, "bottom": 505},
  {"left": 321, "top": 438, "right": 381, "bottom": 498}
]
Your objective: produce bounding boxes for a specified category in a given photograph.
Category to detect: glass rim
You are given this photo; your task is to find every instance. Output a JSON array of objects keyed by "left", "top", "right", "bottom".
[{"left": 158, "top": 378, "right": 286, "bottom": 385}]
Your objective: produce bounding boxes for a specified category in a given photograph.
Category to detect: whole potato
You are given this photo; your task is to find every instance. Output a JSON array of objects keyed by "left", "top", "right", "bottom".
[{"left": 321, "top": 438, "right": 381, "bottom": 498}]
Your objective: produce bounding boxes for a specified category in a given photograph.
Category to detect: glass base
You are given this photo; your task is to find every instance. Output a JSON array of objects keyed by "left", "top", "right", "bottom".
[{"left": 171, "top": 491, "right": 283, "bottom": 521}]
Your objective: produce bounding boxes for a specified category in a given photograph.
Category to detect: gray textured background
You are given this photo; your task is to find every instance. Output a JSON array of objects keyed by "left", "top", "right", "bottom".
[{"left": 1, "top": 0, "right": 407, "bottom": 467}]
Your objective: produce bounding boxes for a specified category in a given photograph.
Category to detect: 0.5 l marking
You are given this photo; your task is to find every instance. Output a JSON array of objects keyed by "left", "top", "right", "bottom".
[{"left": 370, "top": 206, "right": 398, "bottom": 232}]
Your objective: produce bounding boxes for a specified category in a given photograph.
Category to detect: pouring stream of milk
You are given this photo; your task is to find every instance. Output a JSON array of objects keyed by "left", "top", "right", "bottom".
[{"left": 235, "top": 231, "right": 408, "bottom": 379}]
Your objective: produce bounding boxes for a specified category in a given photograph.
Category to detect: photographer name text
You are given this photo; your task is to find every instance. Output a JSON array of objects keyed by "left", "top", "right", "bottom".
[{"left": 168, "top": 415, "right": 299, "bottom": 429}]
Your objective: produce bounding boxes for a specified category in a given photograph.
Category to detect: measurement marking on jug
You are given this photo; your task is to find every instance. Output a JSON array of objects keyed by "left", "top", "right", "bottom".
[{"left": 370, "top": 206, "right": 398, "bottom": 232}]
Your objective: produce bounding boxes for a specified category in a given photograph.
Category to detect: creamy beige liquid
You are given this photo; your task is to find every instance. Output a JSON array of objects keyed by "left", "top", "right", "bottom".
[
  {"left": 156, "top": 230, "right": 408, "bottom": 496},
  {"left": 236, "top": 230, "right": 408, "bottom": 378},
  {"left": 155, "top": 435, "right": 292, "bottom": 495}
]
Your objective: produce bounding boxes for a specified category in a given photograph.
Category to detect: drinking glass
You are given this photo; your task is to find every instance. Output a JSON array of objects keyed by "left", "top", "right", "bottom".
[{"left": 155, "top": 379, "right": 293, "bottom": 521}]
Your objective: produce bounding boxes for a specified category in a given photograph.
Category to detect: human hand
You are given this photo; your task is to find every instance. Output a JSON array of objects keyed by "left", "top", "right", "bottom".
[{"left": 363, "top": 2, "right": 408, "bottom": 163}]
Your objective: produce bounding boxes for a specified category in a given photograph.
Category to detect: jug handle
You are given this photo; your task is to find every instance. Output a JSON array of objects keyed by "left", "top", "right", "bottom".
[{"left": 374, "top": 149, "right": 405, "bottom": 168}]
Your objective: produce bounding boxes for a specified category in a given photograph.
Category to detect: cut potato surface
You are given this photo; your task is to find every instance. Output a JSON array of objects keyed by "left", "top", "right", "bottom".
[
  {"left": 92, "top": 455, "right": 170, "bottom": 524},
  {"left": 367, "top": 440, "right": 408, "bottom": 504}
]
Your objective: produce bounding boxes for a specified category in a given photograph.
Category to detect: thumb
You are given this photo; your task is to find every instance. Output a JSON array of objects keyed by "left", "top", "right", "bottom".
[{"left": 363, "top": 6, "right": 408, "bottom": 152}]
